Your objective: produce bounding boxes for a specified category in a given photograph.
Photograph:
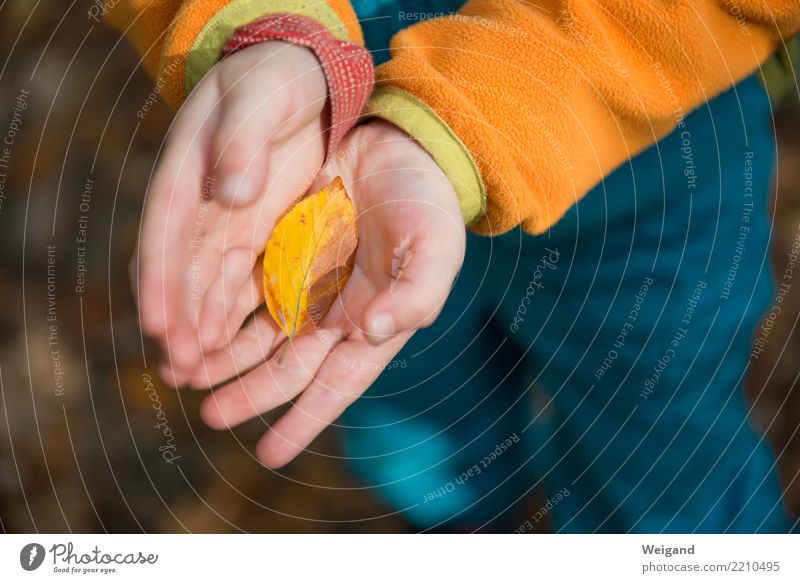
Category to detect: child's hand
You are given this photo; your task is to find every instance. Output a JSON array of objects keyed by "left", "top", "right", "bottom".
[
  {"left": 137, "top": 41, "right": 330, "bottom": 384},
  {"left": 192, "top": 120, "right": 466, "bottom": 467}
]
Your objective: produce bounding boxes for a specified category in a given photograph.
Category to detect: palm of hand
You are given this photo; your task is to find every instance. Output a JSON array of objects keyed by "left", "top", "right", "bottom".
[
  {"left": 139, "top": 41, "right": 329, "bottom": 381},
  {"left": 195, "top": 120, "right": 466, "bottom": 468}
]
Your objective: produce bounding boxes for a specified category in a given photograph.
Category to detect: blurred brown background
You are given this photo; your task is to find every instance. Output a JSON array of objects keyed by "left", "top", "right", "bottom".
[
  {"left": 0, "top": 0, "right": 798, "bottom": 533},
  {"left": 0, "top": 0, "right": 410, "bottom": 533}
]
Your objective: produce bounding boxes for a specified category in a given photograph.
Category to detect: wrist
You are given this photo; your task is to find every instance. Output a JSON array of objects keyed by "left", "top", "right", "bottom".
[
  {"left": 222, "top": 14, "right": 374, "bottom": 162},
  {"left": 220, "top": 41, "right": 327, "bottom": 106},
  {"left": 343, "top": 121, "right": 463, "bottom": 227},
  {"left": 353, "top": 120, "right": 448, "bottom": 179},
  {"left": 362, "top": 87, "right": 485, "bottom": 226}
]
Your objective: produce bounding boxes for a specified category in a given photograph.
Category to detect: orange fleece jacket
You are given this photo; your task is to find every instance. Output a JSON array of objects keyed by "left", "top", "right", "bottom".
[
  {"left": 108, "top": 0, "right": 800, "bottom": 234},
  {"left": 374, "top": 0, "right": 800, "bottom": 234}
]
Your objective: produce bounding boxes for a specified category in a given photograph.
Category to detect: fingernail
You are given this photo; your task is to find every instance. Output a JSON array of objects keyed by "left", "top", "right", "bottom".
[
  {"left": 367, "top": 313, "right": 395, "bottom": 341},
  {"left": 216, "top": 174, "right": 256, "bottom": 205}
]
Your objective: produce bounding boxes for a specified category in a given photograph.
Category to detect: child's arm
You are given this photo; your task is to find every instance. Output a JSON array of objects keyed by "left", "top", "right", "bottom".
[{"left": 363, "top": 0, "right": 800, "bottom": 234}]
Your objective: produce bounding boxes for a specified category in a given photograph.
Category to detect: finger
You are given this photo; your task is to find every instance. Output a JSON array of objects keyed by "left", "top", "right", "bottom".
[
  {"left": 256, "top": 335, "right": 408, "bottom": 468},
  {"left": 158, "top": 355, "right": 193, "bottom": 389},
  {"left": 363, "top": 232, "right": 464, "bottom": 345},
  {"left": 199, "top": 328, "right": 342, "bottom": 429},
  {"left": 197, "top": 247, "right": 255, "bottom": 350},
  {"left": 181, "top": 239, "right": 222, "bottom": 327},
  {"left": 138, "top": 87, "right": 218, "bottom": 340},
  {"left": 210, "top": 88, "right": 286, "bottom": 206},
  {"left": 188, "top": 310, "right": 284, "bottom": 389},
  {"left": 204, "top": 259, "right": 267, "bottom": 354},
  {"left": 154, "top": 243, "right": 225, "bottom": 381},
  {"left": 163, "top": 272, "right": 263, "bottom": 390},
  {"left": 153, "top": 235, "right": 221, "bottom": 388},
  {"left": 197, "top": 128, "right": 330, "bottom": 347}
]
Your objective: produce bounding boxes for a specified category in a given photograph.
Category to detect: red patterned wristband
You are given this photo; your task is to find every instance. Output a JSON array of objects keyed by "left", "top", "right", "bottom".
[{"left": 222, "top": 14, "right": 374, "bottom": 163}]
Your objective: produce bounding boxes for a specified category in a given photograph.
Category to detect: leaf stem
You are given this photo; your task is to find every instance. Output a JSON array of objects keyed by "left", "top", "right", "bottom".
[{"left": 278, "top": 338, "right": 292, "bottom": 365}]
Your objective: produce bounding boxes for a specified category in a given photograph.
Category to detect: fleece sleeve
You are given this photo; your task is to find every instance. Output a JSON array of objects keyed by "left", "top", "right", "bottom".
[
  {"left": 366, "top": 0, "right": 800, "bottom": 234},
  {"left": 104, "top": 0, "right": 365, "bottom": 109}
]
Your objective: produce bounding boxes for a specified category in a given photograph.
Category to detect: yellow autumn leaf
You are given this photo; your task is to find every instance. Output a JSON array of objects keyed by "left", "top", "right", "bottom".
[{"left": 263, "top": 176, "right": 358, "bottom": 341}]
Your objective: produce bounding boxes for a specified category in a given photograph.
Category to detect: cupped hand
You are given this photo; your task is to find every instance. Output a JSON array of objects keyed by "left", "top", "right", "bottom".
[
  {"left": 137, "top": 41, "right": 330, "bottom": 385},
  {"left": 191, "top": 120, "right": 467, "bottom": 467}
]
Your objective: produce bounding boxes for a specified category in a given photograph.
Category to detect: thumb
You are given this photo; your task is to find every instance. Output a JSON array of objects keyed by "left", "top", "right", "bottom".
[
  {"left": 210, "top": 93, "right": 279, "bottom": 206},
  {"left": 362, "top": 234, "right": 463, "bottom": 345}
]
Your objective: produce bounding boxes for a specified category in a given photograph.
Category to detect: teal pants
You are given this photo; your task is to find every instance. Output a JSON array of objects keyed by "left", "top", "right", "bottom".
[{"left": 341, "top": 75, "right": 793, "bottom": 532}]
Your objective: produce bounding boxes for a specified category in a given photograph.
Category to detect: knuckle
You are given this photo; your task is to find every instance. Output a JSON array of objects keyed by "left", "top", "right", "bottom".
[{"left": 214, "top": 128, "right": 254, "bottom": 163}]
